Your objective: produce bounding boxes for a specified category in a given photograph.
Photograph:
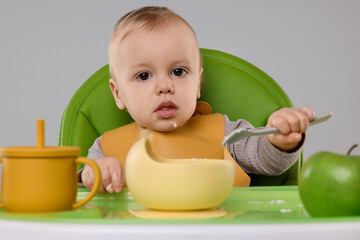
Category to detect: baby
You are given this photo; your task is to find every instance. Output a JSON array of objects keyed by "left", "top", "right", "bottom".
[{"left": 80, "top": 6, "right": 314, "bottom": 193}]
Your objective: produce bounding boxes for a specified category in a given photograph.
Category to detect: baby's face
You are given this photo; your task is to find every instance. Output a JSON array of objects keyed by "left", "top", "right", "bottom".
[{"left": 110, "top": 21, "right": 202, "bottom": 131}]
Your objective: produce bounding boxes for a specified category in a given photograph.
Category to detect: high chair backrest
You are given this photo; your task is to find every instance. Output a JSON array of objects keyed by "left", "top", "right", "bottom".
[{"left": 59, "top": 48, "right": 302, "bottom": 186}]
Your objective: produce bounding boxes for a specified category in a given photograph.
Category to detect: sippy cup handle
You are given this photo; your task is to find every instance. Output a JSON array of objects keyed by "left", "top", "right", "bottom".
[
  {"left": 0, "top": 157, "right": 3, "bottom": 208},
  {"left": 72, "top": 157, "right": 101, "bottom": 209}
]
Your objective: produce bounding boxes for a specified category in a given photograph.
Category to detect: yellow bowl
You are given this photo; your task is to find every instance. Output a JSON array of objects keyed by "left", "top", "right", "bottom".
[{"left": 125, "top": 138, "right": 235, "bottom": 211}]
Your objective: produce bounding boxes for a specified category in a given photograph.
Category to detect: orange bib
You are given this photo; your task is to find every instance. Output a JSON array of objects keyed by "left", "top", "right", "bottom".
[{"left": 101, "top": 113, "right": 250, "bottom": 187}]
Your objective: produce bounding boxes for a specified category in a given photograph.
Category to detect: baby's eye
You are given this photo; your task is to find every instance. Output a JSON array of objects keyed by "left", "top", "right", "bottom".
[
  {"left": 137, "top": 72, "right": 151, "bottom": 81},
  {"left": 172, "top": 68, "right": 186, "bottom": 77}
]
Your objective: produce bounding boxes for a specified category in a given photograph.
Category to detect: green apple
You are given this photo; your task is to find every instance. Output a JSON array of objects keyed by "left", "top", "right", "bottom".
[{"left": 298, "top": 144, "right": 360, "bottom": 217}]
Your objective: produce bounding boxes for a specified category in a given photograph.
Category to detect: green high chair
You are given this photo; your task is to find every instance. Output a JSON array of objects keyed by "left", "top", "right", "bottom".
[{"left": 59, "top": 48, "right": 302, "bottom": 186}]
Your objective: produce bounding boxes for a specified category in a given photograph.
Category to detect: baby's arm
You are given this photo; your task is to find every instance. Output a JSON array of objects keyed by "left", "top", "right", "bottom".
[
  {"left": 225, "top": 115, "right": 302, "bottom": 176},
  {"left": 81, "top": 137, "right": 125, "bottom": 193}
]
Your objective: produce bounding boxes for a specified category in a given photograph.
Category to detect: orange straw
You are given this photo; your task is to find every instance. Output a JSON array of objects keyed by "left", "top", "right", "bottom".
[{"left": 37, "top": 119, "right": 45, "bottom": 148}]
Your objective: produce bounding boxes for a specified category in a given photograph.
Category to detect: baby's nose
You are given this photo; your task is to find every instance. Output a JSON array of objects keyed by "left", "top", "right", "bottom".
[{"left": 156, "top": 78, "right": 175, "bottom": 95}]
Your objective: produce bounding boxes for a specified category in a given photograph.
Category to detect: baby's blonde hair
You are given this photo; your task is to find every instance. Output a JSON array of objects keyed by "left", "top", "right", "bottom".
[{"left": 108, "top": 6, "right": 202, "bottom": 80}]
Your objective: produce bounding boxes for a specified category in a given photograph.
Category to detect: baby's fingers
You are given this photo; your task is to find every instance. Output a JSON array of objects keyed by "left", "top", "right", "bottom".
[
  {"left": 287, "top": 109, "right": 310, "bottom": 133},
  {"left": 269, "top": 132, "right": 303, "bottom": 151},
  {"left": 290, "top": 106, "right": 314, "bottom": 133},
  {"left": 300, "top": 106, "right": 315, "bottom": 121},
  {"left": 82, "top": 167, "right": 94, "bottom": 190},
  {"left": 110, "top": 167, "right": 124, "bottom": 193},
  {"left": 100, "top": 170, "right": 113, "bottom": 194},
  {"left": 276, "top": 132, "right": 302, "bottom": 143}
]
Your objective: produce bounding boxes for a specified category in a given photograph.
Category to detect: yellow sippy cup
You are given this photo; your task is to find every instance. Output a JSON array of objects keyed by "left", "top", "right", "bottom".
[{"left": 0, "top": 119, "right": 101, "bottom": 212}]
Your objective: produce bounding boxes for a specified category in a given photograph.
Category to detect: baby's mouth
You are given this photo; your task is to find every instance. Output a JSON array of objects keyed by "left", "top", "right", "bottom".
[{"left": 155, "top": 101, "right": 178, "bottom": 119}]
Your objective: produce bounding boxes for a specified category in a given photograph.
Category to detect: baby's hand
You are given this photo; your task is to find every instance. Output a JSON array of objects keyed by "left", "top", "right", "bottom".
[
  {"left": 82, "top": 157, "right": 124, "bottom": 193},
  {"left": 266, "top": 106, "right": 314, "bottom": 152}
]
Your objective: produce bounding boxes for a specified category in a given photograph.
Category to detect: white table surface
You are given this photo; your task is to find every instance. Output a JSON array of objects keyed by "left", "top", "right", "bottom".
[{"left": 1, "top": 219, "right": 360, "bottom": 240}]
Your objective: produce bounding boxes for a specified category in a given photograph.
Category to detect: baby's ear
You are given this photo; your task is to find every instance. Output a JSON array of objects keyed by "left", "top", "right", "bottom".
[
  {"left": 197, "top": 68, "right": 203, "bottom": 99},
  {"left": 109, "top": 78, "right": 126, "bottom": 110}
]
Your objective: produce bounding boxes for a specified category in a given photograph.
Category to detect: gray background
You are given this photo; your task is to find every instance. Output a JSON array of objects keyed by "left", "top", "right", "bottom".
[{"left": 1, "top": 0, "right": 360, "bottom": 182}]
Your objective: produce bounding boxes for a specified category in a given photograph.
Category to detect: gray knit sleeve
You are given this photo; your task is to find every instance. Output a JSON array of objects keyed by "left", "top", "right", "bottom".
[
  {"left": 224, "top": 115, "right": 302, "bottom": 176},
  {"left": 87, "top": 136, "right": 106, "bottom": 160}
]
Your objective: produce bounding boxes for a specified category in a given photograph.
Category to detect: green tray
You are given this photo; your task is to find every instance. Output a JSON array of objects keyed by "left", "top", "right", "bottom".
[{"left": 1, "top": 186, "right": 360, "bottom": 224}]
